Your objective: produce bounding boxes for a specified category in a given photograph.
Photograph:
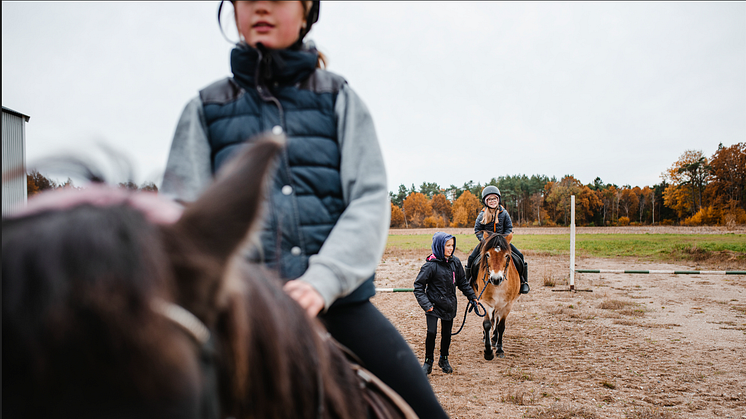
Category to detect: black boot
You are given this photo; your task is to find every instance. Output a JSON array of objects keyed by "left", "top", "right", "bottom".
[
  {"left": 422, "top": 357, "right": 433, "bottom": 375},
  {"left": 438, "top": 356, "right": 453, "bottom": 374},
  {"left": 520, "top": 261, "right": 530, "bottom": 294}
]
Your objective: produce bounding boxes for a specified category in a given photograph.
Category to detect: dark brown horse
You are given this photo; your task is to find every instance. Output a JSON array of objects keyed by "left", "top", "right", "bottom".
[
  {"left": 472, "top": 233, "right": 522, "bottom": 360},
  {"left": 2, "top": 135, "right": 415, "bottom": 419}
]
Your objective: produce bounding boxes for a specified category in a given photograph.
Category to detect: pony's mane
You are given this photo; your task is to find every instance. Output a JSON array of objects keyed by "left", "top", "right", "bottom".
[
  {"left": 481, "top": 233, "right": 509, "bottom": 256},
  {"left": 215, "top": 262, "right": 366, "bottom": 418},
  {"left": 2, "top": 203, "right": 200, "bottom": 418}
]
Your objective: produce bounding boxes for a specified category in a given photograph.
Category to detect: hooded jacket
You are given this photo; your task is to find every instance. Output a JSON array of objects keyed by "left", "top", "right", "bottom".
[
  {"left": 413, "top": 232, "right": 477, "bottom": 320},
  {"left": 161, "top": 43, "right": 390, "bottom": 310}
]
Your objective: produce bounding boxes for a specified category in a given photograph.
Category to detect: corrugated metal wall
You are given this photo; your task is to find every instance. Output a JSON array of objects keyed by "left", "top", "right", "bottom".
[{"left": 2, "top": 109, "right": 28, "bottom": 216}]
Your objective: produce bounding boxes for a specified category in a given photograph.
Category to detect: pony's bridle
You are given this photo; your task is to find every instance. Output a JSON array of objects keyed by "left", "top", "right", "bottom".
[
  {"left": 152, "top": 299, "right": 210, "bottom": 344},
  {"left": 482, "top": 249, "right": 511, "bottom": 287},
  {"left": 152, "top": 299, "right": 221, "bottom": 419}
]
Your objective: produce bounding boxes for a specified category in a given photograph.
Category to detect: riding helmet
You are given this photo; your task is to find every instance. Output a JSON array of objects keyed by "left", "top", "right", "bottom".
[
  {"left": 300, "top": 1, "right": 321, "bottom": 39},
  {"left": 481, "top": 186, "right": 501, "bottom": 206}
]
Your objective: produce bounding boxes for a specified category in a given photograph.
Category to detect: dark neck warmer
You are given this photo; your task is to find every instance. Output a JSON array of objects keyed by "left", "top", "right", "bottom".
[{"left": 230, "top": 43, "right": 318, "bottom": 89}]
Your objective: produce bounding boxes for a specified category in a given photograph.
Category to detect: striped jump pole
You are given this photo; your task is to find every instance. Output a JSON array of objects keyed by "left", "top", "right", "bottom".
[
  {"left": 570, "top": 195, "right": 576, "bottom": 291},
  {"left": 576, "top": 269, "right": 746, "bottom": 275},
  {"left": 375, "top": 288, "right": 414, "bottom": 292}
]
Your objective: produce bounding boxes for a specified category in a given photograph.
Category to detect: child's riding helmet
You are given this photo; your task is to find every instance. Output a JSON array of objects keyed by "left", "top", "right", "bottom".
[{"left": 481, "top": 186, "right": 501, "bottom": 206}]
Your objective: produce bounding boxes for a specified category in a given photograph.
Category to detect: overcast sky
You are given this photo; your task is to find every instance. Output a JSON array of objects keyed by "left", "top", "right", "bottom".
[{"left": 3, "top": 2, "right": 745, "bottom": 193}]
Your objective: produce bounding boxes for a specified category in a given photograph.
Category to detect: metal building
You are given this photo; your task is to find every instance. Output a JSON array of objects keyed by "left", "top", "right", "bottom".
[{"left": 2, "top": 106, "right": 30, "bottom": 216}]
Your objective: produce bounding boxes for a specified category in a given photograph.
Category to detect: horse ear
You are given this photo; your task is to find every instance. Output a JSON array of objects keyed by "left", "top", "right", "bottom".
[
  {"left": 174, "top": 134, "right": 283, "bottom": 263},
  {"left": 505, "top": 233, "right": 512, "bottom": 246},
  {"left": 160, "top": 134, "right": 283, "bottom": 325}
]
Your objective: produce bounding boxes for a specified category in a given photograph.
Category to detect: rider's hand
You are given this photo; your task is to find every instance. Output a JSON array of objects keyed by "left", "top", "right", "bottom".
[
  {"left": 427, "top": 307, "right": 434, "bottom": 312},
  {"left": 283, "top": 280, "right": 324, "bottom": 317}
]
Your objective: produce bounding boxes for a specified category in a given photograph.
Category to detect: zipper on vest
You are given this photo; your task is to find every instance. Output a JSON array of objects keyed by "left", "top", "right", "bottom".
[{"left": 254, "top": 47, "right": 285, "bottom": 127}]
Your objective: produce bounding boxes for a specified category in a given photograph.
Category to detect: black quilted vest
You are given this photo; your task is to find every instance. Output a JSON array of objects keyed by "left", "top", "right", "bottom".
[{"left": 200, "top": 44, "right": 373, "bottom": 306}]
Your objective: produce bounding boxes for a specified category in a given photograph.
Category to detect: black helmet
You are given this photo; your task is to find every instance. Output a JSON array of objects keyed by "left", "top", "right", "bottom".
[
  {"left": 301, "top": 1, "right": 321, "bottom": 39},
  {"left": 481, "top": 186, "right": 501, "bottom": 206}
]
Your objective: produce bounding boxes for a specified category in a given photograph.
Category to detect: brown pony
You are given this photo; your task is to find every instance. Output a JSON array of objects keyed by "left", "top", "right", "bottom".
[
  {"left": 472, "top": 233, "right": 522, "bottom": 360},
  {"left": 2, "top": 135, "right": 415, "bottom": 419}
]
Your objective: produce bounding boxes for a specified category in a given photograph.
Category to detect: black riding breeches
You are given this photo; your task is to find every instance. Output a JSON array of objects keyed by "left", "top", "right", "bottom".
[
  {"left": 425, "top": 314, "right": 453, "bottom": 357},
  {"left": 319, "top": 300, "right": 449, "bottom": 419}
]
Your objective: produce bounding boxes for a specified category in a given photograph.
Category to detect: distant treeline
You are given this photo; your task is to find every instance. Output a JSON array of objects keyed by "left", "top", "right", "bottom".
[
  {"left": 389, "top": 143, "right": 746, "bottom": 228},
  {"left": 26, "top": 171, "right": 158, "bottom": 195}
]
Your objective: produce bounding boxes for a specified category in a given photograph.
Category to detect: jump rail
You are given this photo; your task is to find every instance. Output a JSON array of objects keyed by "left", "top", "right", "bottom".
[
  {"left": 375, "top": 288, "right": 415, "bottom": 292},
  {"left": 576, "top": 269, "right": 746, "bottom": 275}
]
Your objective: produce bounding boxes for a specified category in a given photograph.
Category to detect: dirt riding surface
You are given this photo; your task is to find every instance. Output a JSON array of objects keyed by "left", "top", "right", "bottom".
[{"left": 374, "top": 227, "right": 746, "bottom": 418}]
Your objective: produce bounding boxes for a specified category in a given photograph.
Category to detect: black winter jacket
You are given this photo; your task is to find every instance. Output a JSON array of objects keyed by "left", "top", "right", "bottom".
[
  {"left": 474, "top": 206, "right": 513, "bottom": 241},
  {"left": 414, "top": 255, "right": 477, "bottom": 321}
]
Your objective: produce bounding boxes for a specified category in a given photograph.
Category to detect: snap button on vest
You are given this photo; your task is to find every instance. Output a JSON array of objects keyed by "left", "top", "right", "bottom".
[
  {"left": 291, "top": 246, "right": 302, "bottom": 256},
  {"left": 282, "top": 185, "right": 293, "bottom": 195},
  {"left": 272, "top": 125, "right": 283, "bottom": 135}
]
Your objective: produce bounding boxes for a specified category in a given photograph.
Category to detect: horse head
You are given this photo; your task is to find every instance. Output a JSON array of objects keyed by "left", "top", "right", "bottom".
[
  {"left": 479, "top": 233, "right": 513, "bottom": 286},
  {"left": 2, "top": 132, "right": 409, "bottom": 418},
  {"left": 2, "top": 134, "right": 284, "bottom": 418}
]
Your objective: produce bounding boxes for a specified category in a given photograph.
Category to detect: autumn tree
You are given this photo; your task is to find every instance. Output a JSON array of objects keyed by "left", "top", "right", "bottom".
[
  {"left": 663, "top": 150, "right": 710, "bottom": 219},
  {"left": 390, "top": 203, "right": 405, "bottom": 228},
  {"left": 119, "top": 181, "right": 139, "bottom": 191},
  {"left": 706, "top": 142, "right": 745, "bottom": 210},
  {"left": 26, "top": 175, "right": 40, "bottom": 197},
  {"left": 544, "top": 175, "right": 600, "bottom": 225},
  {"left": 59, "top": 178, "right": 77, "bottom": 189},
  {"left": 140, "top": 182, "right": 158, "bottom": 192},
  {"left": 402, "top": 192, "right": 432, "bottom": 227},
  {"left": 451, "top": 190, "right": 480, "bottom": 227},
  {"left": 27, "top": 170, "right": 57, "bottom": 197},
  {"left": 430, "top": 194, "right": 452, "bottom": 225},
  {"left": 618, "top": 187, "right": 639, "bottom": 220}
]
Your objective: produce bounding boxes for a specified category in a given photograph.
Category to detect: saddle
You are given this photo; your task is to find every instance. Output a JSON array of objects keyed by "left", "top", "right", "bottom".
[{"left": 469, "top": 252, "right": 524, "bottom": 287}]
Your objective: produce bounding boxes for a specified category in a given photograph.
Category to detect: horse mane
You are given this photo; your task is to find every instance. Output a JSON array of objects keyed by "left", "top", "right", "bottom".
[
  {"left": 215, "top": 262, "right": 366, "bottom": 418},
  {"left": 2, "top": 204, "right": 201, "bottom": 418}
]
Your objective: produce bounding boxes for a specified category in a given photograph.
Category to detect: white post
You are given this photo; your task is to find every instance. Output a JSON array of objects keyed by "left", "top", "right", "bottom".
[{"left": 570, "top": 195, "right": 575, "bottom": 290}]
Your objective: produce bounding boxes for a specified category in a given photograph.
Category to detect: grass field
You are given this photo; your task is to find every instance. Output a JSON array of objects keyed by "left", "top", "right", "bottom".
[{"left": 385, "top": 233, "right": 746, "bottom": 262}]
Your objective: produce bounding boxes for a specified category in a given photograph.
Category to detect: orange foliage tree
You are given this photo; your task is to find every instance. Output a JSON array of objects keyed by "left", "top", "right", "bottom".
[
  {"left": 706, "top": 142, "right": 745, "bottom": 212},
  {"left": 431, "top": 194, "right": 452, "bottom": 226},
  {"left": 544, "top": 176, "right": 601, "bottom": 225},
  {"left": 450, "top": 190, "right": 480, "bottom": 227},
  {"left": 402, "top": 192, "right": 432, "bottom": 227},
  {"left": 390, "top": 203, "right": 405, "bottom": 228},
  {"left": 618, "top": 187, "right": 639, "bottom": 220}
]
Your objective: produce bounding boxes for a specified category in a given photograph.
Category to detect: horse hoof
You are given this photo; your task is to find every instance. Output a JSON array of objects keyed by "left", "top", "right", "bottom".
[
  {"left": 497, "top": 352, "right": 505, "bottom": 358},
  {"left": 484, "top": 351, "right": 494, "bottom": 361}
]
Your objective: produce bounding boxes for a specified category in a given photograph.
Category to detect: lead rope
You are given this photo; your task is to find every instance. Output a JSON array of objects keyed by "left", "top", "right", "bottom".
[{"left": 451, "top": 269, "right": 488, "bottom": 336}]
